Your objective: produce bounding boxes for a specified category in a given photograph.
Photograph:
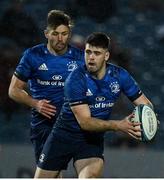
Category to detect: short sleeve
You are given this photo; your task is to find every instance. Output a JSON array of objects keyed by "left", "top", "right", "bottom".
[
  {"left": 14, "top": 49, "right": 33, "bottom": 82},
  {"left": 120, "top": 68, "right": 142, "bottom": 101},
  {"left": 64, "top": 68, "right": 88, "bottom": 106}
]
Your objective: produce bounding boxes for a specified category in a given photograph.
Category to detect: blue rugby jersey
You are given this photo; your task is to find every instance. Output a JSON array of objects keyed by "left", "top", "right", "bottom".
[
  {"left": 14, "top": 44, "right": 84, "bottom": 127},
  {"left": 54, "top": 63, "right": 142, "bottom": 139}
]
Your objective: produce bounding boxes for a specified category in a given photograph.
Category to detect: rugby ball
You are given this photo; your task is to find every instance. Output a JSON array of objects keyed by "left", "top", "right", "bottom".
[{"left": 131, "top": 104, "right": 158, "bottom": 142}]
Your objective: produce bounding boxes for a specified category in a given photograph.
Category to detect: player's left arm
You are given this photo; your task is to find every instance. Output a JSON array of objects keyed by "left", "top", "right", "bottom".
[
  {"left": 133, "top": 93, "right": 159, "bottom": 126},
  {"left": 132, "top": 94, "right": 153, "bottom": 108}
]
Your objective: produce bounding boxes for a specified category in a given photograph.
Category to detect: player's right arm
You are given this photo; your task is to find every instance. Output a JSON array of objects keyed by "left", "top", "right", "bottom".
[
  {"left": 71, "top": 104, "right": 141, "bottom": 140},
  {"left": 8, "top": 75, "right": 56, "bottom": 119}
]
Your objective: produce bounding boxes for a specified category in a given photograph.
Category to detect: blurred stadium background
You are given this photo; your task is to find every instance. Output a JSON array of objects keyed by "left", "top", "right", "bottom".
[{"left": 0, "top": 0, "right": 164, "bottom": 178}]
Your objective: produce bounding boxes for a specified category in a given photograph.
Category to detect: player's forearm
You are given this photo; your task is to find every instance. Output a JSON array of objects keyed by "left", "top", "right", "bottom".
[
  {"left": 133, "top": 94, "right": 153, "bottom": 109},
  {"left": 79, "top": 117, "right": 119, "bottom": 132},
  {"left": 9, "top": 88, "right": 37, "bottom": 108}
]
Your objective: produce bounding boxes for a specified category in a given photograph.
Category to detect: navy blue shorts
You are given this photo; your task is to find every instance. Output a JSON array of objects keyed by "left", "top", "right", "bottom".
[
  {"left": 37, "top": 130, "right": 104, "bottom": 171},
  {"left": 30, "top": 126, "right": 52, "bottom": 164}
]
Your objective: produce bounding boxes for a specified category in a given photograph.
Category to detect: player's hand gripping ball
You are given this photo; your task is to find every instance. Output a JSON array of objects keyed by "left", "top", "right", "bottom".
[{"left": 130, "top": 104, "right": 158, "bottom": 142}]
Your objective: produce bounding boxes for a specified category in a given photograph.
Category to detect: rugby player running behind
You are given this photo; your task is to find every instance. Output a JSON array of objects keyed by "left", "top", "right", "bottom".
[{"left": 8, "top": 9, "right": 84, "bottom": 177}]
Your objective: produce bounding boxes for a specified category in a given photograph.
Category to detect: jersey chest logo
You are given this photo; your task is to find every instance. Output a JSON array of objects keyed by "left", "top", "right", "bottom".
[
  {"left": 67, "top": 61, "right": 78, "bottom": 72},
  {"left": 86, "top": 89, "right": 93, "bottom": 96},
  {"left": 38, "top": 63, "right": 48, "bottom": 70},
  {"left": 109, "top": 81, "right": 120, "bottom": 94},
  {"left": 52, "top": 75, "right": 62, "bottom": 80}
]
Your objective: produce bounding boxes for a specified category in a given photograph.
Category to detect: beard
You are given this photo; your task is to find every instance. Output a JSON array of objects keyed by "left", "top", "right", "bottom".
[
  {"left": 55, "top": 42, "right": 65, "bottom": 50},
  {"left": 50, "top": 40, "right": 67, "bottom": 54},
  {"left": 87, "top": 64, "right": 97, "bottom": 73},
  {"left": 54, "top": 44, "right": 66, "bottom": 53}
]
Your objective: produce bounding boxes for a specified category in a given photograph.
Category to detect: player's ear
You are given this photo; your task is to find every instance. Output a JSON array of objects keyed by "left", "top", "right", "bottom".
[{"left": 105, "top": 51, "right": 110, "bottom": 62}]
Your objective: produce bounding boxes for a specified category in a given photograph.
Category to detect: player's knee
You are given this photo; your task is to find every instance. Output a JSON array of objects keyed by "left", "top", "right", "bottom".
[
  {"left": 34, "top": 167, "right": 60, "bottom": 178},
  {"left": 87, "top": 172, "right": 101, "bottom": 178},
  {"left": 79, "top": 170, "right": 101, "bottom": 178}
]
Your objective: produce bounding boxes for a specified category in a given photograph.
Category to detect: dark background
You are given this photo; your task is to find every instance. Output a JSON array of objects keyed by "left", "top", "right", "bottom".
[{"left": 0, "top": 0, "right": 164, "bottom": 178}]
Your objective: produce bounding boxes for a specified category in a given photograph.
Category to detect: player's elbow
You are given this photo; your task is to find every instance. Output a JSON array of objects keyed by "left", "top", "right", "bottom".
[
  {"left": 8, "top": 85, "right": 13, "bottom": 98},
  {"left": 79, "top": 122, "right": 90, "bottom": 131},
  {"left": 77, "top": 118, "right": 94, "bottom": 131},
  {"left": 8, "top": 85, "right": 16, "bottom": 100}
]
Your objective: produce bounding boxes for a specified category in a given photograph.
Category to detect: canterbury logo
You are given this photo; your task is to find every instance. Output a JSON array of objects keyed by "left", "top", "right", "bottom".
[
  {"left": 39, "top": 153, "right": 45, "bottom": 163},
  {"left": 38, "top": 63, "right": 48, "bottom": 70}
]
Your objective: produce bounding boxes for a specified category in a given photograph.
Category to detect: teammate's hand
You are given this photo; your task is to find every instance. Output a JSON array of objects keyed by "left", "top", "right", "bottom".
[
  {"left": 35, "top": 99, "right": 56, "bottom": 119},
  {"left": 118, "top": 114, "right": 142, "bottom": 140}
]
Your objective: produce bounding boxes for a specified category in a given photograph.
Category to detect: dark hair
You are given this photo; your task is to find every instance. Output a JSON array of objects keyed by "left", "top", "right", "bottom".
[
  {"left": 85, "top": 32, "right": 110, "bottom": 50},
  {"left": 46, "top": 10, "right": 73, "bottom": 30}
]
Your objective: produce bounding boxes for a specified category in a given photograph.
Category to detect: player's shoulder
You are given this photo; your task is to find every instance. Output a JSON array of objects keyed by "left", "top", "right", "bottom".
[
  {"left": 67, "top": 65, "right": 85, "bottom": 81},
  {"left": 71, "top": 65, "right": 85, "bottom": 76},
  {"left": 65, "top": 65, "right": 86, "bottom": 89},
  {"left": 108, "top": 63, "right": 128, "bottom": 77},
  {"left": 68, "top": 45, "right": 84, "bottom": 60},
  {"left": 23, "top": 43, "right": 45, "bottom": 56},
  {"left": 69, "top": 44, "right": 84, "bottom": 54}
]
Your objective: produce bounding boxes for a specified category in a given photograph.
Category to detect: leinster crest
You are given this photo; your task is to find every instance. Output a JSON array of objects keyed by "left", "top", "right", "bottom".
[
  {"left": 67, "top": 61, "right": 78, "bottom": 71},
  {"left": 109, "top": 81, "right": 120, "bottom": 94}
]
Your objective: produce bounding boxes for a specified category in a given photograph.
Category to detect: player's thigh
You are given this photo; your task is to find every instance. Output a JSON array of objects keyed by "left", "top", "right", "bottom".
[
  {"left": 34, "top": 167, "right": 60, "bottom": 178},
  {"left": 74, "top": 157, "right": 104, "bottom": 178},
  {"left": 73, "top": 138, "right": 104, "bottom": 177},
  {"left": 37, "top": 132, "right": 72, "bottom": 171},
  {"left": 30, "top": 127, "right": 51, "bottom": 163}
]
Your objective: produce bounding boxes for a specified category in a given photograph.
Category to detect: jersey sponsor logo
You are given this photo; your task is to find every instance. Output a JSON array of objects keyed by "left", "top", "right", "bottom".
[
  {"left": 38, "top": 63, "right": 48, "bottom": 70},
  {"left": 52, "top": 75, "right": 62, "bottom": 80},
  {"left": 109, "top": 81, "right": 120, "bottom": 94},
  {"left": 89, "top": 102, "right": 114, "bottom": 109},
  {"left": 67, "top": 61, "right": 78, "bottom": 71},
  {"left": 86, "top": 89, "right": 93, "bottom": 96},
  {"left": 37, "top": 79, "right": 64, "bottom": 86},
  {"left": 96, "top": 96, "right": 106, "bottom": 102},
  {"left": 39, "top": 153, "right": 45, "bottom": 163}
]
